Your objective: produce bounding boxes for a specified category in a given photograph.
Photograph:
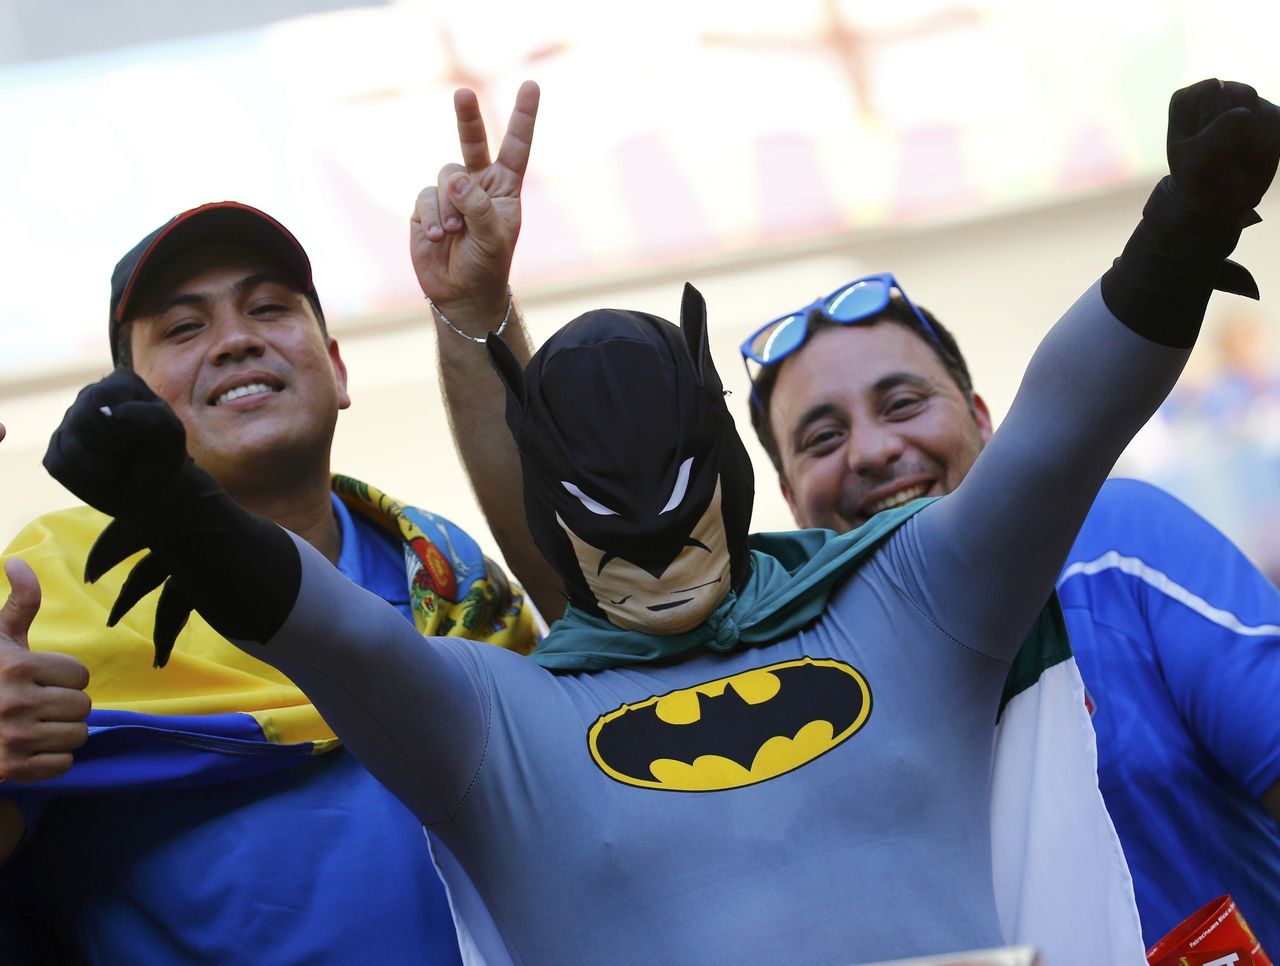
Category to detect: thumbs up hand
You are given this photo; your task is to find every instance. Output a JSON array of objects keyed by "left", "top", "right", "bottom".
[{"left": 0, "top": 559, "right": 91, "bottom": 782}]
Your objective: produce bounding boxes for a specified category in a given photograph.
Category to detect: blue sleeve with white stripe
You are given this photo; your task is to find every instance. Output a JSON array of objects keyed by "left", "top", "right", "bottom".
[{"left": 1064, "top": 478, "right": 1280, "bottom": 798}]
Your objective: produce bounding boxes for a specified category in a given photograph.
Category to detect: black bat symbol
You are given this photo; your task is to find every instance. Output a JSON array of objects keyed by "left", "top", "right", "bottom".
[{"left": 590, "top": 659, "right": 869, "bottom": 789}]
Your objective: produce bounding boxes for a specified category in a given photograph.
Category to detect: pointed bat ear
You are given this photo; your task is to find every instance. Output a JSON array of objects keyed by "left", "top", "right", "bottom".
[
  {"left": 486, "top": 332, "right": 529, "bottom": 411},
  {"left": 680, "top": 282, "right": 709, "bottom": 387}
]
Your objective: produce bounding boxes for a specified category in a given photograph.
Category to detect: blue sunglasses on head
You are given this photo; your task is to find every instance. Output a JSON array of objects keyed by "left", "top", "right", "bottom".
[{"left": 739, "top": 273, "right": 942, "bottom": 383}]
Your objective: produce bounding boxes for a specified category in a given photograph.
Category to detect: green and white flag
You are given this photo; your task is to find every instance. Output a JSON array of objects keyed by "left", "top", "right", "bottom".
[{"left": 991, "top": 633, "right": 1146, "bottom": 964}]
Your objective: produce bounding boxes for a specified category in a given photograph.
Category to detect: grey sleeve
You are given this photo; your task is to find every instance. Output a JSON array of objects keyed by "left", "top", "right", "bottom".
[
  {"left": 909, "top": 281, "right": 1191, "bottom": 661},
  {"left": 230, "top": 533, "right": 495, "bottom": 824}
]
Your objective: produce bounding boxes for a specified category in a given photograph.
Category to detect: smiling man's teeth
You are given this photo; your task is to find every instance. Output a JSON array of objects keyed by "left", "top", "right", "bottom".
[
  {"left": 216, "top": 383, "right": 274, "bottom": 406},
  {"left": 866, "top": 484, "right": 929, "bottom": 515}
]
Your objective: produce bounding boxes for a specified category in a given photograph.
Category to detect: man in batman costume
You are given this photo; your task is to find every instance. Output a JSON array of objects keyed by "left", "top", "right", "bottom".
[
  {"left": 492, "top": 286, "right": 756, "bottom": 642},
  {"left": 489, "top": 284, "right": 985, "bottom": 674},
  {"left": 41, "top": 79, "right": 1280, "bottom": 963}
]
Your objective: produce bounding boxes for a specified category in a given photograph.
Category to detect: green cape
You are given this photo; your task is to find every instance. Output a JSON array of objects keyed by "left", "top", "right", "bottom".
[{"left": 530, "top": 497, "right": 1069, "bottom": 714}]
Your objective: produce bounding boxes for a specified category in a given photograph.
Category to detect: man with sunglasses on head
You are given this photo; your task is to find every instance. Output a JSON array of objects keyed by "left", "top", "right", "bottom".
[
  {"left": 743, "top": 220, "right": 1280, "bottom": 950},
  {"left": 745, "top": 274, "right": 1138, "bottom": 960}
]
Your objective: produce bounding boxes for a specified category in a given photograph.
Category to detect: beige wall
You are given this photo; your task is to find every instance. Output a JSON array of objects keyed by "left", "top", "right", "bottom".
[{"left": 4, "top": 181, "right": 1278, "bottom": 572}]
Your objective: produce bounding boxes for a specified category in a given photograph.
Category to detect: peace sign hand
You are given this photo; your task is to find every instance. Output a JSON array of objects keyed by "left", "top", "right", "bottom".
[{"left": 411, "top": 80, "right": 540, "bottom": 333}]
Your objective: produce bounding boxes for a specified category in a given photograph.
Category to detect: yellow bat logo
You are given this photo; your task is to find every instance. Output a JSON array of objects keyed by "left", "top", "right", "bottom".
[{"left": 587, "top": 657, "right": 871, "bottom": 792}]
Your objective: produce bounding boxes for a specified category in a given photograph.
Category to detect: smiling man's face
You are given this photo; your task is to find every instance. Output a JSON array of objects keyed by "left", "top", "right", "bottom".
[
  {"left": 768, "top": 321, "right": 992, "bottom": 532},
  {"left": 126, "top": 242, "right": 350, "bottom": 495}
]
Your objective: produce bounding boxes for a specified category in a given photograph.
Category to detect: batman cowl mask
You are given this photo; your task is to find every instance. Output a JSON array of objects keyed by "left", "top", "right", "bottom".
[{"left": 487, "top": 284, "right": 754, "bottom": 634}]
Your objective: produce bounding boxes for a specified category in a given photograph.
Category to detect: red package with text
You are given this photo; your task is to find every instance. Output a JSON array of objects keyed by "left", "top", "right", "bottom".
[{"left": 1146, "top": 894, "right": 1270, "bottom": 966}]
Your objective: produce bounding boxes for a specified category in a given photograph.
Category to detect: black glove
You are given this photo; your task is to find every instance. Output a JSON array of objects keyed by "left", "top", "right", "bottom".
[
  {"left": 1102, "top": 79, "right": 1280, "bottom": 347},
  {"left": 1167, "top": 79, "right": 1280, "bottom": 225},
  {"left": 43, "top": 369, "right": 301, "bottom": 667}
]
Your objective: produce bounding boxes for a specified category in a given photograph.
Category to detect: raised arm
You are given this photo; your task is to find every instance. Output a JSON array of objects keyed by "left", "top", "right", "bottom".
[
  {"left": 41, "top": 371, "right": 491, "bottom": 824},
  {"left": 912, "top": 79, "right": 1280, "bottom": 660},
  {"left": 410, "top": 80, "right": 564, "bottom": 621}
]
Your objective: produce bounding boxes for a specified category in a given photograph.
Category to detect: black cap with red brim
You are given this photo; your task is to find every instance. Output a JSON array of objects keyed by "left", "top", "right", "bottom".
[{"left": 108, "top": 201, "right": 317, "bottom": 365}]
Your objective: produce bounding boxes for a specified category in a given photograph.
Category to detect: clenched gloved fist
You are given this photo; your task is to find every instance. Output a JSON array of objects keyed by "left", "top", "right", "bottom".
[
  {"left": 1167, "top": 79, "right": 1280, "bottom": 227},
  {"left": 45, "top": 368, "right": 202, "bottom": 523},
  {"left": 1102, "top": 78, "right": 1280, "bottom": 348},
  {"left": 44, "top": 369, "right": 301, "bottom": 667}
]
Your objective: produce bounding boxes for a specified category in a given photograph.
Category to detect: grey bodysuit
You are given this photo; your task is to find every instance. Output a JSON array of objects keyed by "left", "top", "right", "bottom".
[{"left": 233, "top": 282, "right": 1187, "bottom": 964}]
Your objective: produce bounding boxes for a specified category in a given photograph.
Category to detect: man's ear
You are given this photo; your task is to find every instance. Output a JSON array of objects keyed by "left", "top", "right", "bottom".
[
  {"left": 779, "top": 474, "right": 803, "bottom": 528},
  {"left": 328, "top": 337, "right": 351, "bottom": 410},
  {"left": 971, "top": 392, "right": 993, "bottom": 444},
  {"left": 679, "top": 282, "right": 709, "bottom": 387},
  {"left": 486, "top": 333, "right": 528, "bottom": 411}
]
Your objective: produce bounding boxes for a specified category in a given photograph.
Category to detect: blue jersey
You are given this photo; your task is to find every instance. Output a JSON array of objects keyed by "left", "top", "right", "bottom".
[
  {"left": 1, "top": 496, "right": 464, "bottom": 965},
  {"left": 1059, "top": 478, "right": 1280, "bottom": 949}
]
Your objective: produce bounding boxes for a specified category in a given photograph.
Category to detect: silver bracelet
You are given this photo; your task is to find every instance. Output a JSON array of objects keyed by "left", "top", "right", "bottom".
[{"left": 427, "top": 287, "right": 513, "bottom": 343}]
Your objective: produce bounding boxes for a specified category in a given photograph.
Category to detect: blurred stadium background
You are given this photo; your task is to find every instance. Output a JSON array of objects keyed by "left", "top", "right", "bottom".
[{"left": 2, "top": 0, "right": 1279, "bottom": 577}]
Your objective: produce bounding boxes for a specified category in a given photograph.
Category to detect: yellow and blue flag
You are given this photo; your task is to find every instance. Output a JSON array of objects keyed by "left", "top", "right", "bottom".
[{"left": 0, "top": 475, "right": 536, "bottom": 798}]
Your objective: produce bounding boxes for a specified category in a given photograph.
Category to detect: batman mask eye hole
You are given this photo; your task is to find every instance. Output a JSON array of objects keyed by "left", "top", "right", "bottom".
[
  {"left": 659, "top": 457, "right": 694, "bottom": 515},
  {"left": 562, "top": 481, "right": 619, "bottom": 516}
]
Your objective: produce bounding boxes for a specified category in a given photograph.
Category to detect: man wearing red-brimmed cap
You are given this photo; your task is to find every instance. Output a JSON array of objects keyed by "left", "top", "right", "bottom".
[{"left": 0, "top": 89, "right": 542, "bottom": 965}]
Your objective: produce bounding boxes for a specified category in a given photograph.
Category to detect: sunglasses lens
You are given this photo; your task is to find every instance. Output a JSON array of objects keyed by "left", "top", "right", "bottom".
[
  {"left": 749, "top": 314, "right": 807, "bottom": 363},
  {"left": 825, "top": 279, "right": 891, "bottom": 323}
]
